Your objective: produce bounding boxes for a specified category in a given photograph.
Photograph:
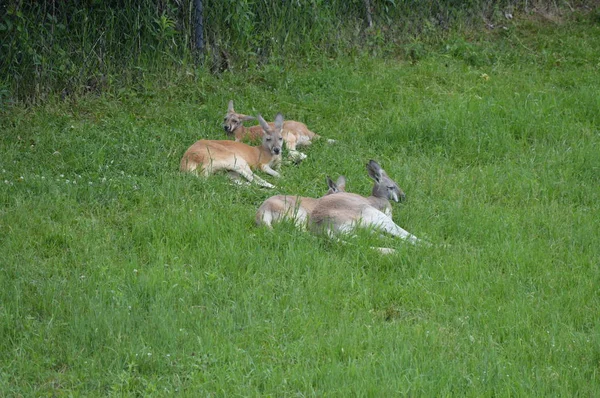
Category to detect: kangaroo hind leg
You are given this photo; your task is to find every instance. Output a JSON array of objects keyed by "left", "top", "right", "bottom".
[{"left": 362, "top": 208, "right": 423, "bottom": 245}]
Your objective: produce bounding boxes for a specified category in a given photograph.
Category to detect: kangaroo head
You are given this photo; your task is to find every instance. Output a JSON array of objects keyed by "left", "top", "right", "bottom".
[
  {"left": 326, "top": 175, "right": 346, "bottom": 195},
  {"left": 223, "top": 100, "right": 255, "bottom": 135},
  {"left": 257, "top": 113, "right": 283, "bottom": 156},
  {"left": 367, "top": 160, "right": 406, "bottom": 203}
]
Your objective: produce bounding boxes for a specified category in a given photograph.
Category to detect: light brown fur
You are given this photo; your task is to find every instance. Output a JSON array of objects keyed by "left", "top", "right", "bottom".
[
  {"left": 223, "top": 100, "right": 327, "bottom": 161},
  {"left": 256, "top": 176, "right": 345, "bottom": 228},
  {"left": 180, "top": 113, "right": 284, "bottom": 188}
]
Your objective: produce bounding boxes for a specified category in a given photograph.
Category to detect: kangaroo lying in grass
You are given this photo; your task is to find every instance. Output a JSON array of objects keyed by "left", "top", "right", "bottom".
[
  {"left": 223, "top": 100, "right": 332, "bottom": 162},
  {"left": 256, "top": 175, "right": 346, "bottom": 229},
  {"left": 180, "top": 113, "right": 284, "bottom": 189},
  {"left": 310, "top": 160, "right": 426, "bottom": 252}
]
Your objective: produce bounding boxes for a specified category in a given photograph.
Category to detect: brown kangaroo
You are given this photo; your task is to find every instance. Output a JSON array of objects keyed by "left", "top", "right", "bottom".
[
  {"left": 180, "top": 113, "right": 284, "bottom": 188},
  {"left": 223, "top": 100, "right": 333, "bottom": 162}
]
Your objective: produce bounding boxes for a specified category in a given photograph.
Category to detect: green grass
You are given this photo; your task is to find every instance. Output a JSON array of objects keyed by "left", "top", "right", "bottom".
[{"left": 1, "top": 18, "right": 600, "bottom": 396}]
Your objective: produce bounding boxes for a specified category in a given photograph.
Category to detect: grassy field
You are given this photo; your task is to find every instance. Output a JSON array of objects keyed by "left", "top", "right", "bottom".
[{"left": 1, "top": 16, "right": 599, "bottom": 396}]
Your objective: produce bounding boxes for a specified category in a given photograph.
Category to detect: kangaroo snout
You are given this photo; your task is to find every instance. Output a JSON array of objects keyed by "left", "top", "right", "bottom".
[
  {"left": 273, "top": 147, "right": 281, "bottom": 155},
  {"left": 390, "top": 189, "right": 406, "bottom": 203}
]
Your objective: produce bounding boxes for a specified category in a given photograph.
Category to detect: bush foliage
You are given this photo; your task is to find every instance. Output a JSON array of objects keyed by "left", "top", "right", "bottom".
[{"left": 0, "top": 0, "right": 596, "bottom": 102}]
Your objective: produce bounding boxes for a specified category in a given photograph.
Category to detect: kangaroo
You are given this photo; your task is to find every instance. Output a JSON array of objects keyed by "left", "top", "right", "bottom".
[
  {"left": 223, "top": 100, "right": 329, "bottom": 162},
  {"left": 222, "top": 100, "right": 263, "bottom": 142},
  {"left": 256, "top": 175, "right": 346, "bottom": 229},
  {"left": 309, "top": 160, "right": 424, "bottom": 249},
  {"left": 180, "top": 113, "right": 284, "bottom": 188}
]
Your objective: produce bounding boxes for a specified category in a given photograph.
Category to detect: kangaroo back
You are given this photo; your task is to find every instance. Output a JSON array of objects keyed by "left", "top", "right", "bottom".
[{"left": 256, "top": 176, "right": 346, "bottom": 228}]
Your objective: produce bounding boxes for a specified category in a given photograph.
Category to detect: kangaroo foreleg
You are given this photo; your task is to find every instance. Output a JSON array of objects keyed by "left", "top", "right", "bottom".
[
  {"left": 261, "top": 164, "right": 281, "bottom": 178},
  {"left": 236, "top": 163, "right": 274, "bottom": 188},
  {"left": 252, "top": 174, "right": 275, "bottom": 189}
]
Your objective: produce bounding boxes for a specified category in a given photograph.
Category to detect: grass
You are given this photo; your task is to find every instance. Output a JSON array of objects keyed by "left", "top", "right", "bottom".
[{"left": 1, "top": 17, "right": 600, "bottom": 396}]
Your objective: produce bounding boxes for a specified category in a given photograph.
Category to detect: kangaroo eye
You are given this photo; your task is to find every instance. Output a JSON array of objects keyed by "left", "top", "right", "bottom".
[{"left": 266, "top": 137, "right": 272, "bottom": 141}]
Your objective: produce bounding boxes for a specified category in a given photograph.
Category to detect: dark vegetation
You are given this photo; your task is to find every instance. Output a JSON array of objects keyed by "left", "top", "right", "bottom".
[{"left": 1, "top": 0, "right": 598, "bottom": 103}]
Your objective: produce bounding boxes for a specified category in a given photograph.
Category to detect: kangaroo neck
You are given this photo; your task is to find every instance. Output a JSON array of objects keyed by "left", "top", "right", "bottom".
[
  {"left": 233, "top": 125, "right": 248, "bottom": 137},
  {"left": 257, "top": 145, "right": 273, "bottom": 163},
  {"left": 368, "top": 195, "right": 390, "bottom": 212}
]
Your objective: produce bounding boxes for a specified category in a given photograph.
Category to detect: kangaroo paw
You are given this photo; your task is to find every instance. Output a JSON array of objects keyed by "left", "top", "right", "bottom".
[{"left": 288, "top": 150, "right": 307, "bottom": 163}]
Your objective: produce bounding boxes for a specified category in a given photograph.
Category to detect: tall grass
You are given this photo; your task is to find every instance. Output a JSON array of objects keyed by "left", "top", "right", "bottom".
[
  {"left": 2, "top": 0, "right": 595, "bottom": 102},
  {"left": 1, "top": 15, "right": 599, "bottom": 395}
]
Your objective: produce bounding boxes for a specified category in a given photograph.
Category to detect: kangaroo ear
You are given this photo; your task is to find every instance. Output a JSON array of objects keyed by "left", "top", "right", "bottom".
[
  {"left": 228, "top": 100, "right": 235, "bottom": 113},
  {"left": 326, "top": 176, "right": 338, "bottom": 193},
  {"left": 274, "top": 113, "right": 284, "bottom": 130},
  {"left": 367, "top": 160, "right": 383, "bottom": 182},
  {"left": 257, "top": 114, "right": 271, "bottom": 133},
  {"left": 335, "top": 175, "right": 346, "bottom": 192},
  {"left": 241, "top": 115, "right": 255, "bottom": 122}
]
